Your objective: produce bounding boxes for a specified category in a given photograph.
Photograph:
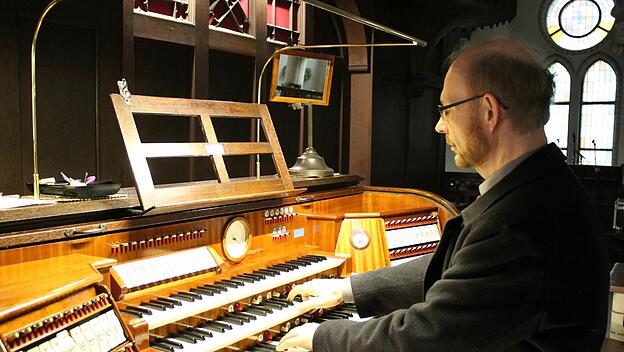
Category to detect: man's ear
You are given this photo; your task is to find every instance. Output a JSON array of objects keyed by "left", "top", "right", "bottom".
[{"left": 483, "top": 93, "right": 502, "bottom": 132}]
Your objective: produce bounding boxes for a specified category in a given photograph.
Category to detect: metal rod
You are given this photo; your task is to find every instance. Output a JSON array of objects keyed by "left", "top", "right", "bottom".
[
  {"left": 307, "top": 104, "right": 313, "bottom": 148},
  {"left": 31, "top": 0, "right": 64, "bottom": 199},
  {"left": 302, "top": 0, "right": 427, "bottom": 47}
]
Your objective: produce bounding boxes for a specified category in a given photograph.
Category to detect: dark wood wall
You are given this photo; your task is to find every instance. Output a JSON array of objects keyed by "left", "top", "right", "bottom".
[
  {"left": 0, "top": 0, "right": 125, "bottom": 195},
  {"left": 0, "top": 0, "right": 516, "bottom": 197}
]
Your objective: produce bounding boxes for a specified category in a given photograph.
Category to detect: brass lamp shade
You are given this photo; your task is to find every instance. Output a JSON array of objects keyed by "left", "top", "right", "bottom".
[{"left": 289, "top": 147, "right": 334, "bottom": 177}]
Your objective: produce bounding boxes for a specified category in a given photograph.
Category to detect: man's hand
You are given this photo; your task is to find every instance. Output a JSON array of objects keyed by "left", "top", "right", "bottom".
[
  {"left": 275, "top": 323, "right": 319, "bottom": 351},
  {"left": 287, "top": 278, "right": 346, "bottom": 312}
]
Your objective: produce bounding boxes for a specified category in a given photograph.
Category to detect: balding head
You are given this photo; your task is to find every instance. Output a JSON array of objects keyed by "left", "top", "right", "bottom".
[{"left": 448, "top": 39, "right": 554, "bottom": 133}]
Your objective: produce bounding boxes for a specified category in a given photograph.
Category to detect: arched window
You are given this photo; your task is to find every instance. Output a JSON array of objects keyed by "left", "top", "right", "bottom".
[
  {"left": 579, "top": 59, "right": 617, "bottom": 165},
  {"left": 546, "top": 61, "right": 571, "bottom": 152},
  {"left": 543, "top": 0, "right": 615, "bottom": 52}
]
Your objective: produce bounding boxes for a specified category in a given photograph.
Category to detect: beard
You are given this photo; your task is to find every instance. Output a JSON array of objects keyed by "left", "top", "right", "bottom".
[{"left": 450, "top": 121, "right": 489, "bottom": 168}]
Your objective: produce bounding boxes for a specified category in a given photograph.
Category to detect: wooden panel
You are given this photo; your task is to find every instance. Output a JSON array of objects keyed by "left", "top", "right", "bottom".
[
  {"left": 200, "top": 114, "right": 230, "bottom": 182},
  {"left": 140, "top": 142, "right": 273, "bottom": 157},
  {"left": 335, "top": 216, "right": 389, "bottom": 275},
  {"left": 133, "top": 12, "right": 195, "bottom": 46},
  {"left": 0, "top": 254, "right": 108, "bottom": 322},
  {"left": 209, "top": 28, "right": 257, "bottom": 57},
  {"left": 192, "top": 0, "right": 211, "bottom": 99},
  {"left": 0, "top": 3, "right": 22, "bottom": 194}
]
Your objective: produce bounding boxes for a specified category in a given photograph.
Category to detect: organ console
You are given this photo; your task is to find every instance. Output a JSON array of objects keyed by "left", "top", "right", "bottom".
[
  {"left": 0, "top": 185, "right": 457, "bottom": 352},
  {"left": 0, "top": 99, "right": 459, "bottom": 352}
]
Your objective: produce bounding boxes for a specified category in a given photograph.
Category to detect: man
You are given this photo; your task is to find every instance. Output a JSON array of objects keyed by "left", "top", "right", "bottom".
[{"left": 275, "top": 38, "right": 609, "bottom": 351}]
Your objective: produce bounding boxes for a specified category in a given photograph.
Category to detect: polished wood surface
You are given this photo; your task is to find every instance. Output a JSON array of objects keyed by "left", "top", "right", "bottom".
[
  {"left": 335, "top": 216, "right": 389, "bottom": 275},
  {"left": 0, "top": 254, "right": 112, "bottom": 322}
]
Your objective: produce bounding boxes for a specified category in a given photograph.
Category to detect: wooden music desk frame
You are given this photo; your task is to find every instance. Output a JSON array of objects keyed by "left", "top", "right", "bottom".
[{"left": 110, "top": 95, "right": 303, "bottom": 211}]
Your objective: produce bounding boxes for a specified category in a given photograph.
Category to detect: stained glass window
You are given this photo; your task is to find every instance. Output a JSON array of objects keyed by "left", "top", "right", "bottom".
[
  {"left": 545, "top": 62, "right": 570, "bottom": 151},
  {"left": 579, "top": 60, "right": 617, "bottom": 165},
  {"left": 544, "top": 0, "right": 614, "bottom": 51},
  {"left": 134, "top": 0, "right": 193, "bottom": 24}
]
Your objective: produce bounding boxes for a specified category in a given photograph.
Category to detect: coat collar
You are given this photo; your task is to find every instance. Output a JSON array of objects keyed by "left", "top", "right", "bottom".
[{"left": 461, "top": 143, "right": 565, "bottom": 225}]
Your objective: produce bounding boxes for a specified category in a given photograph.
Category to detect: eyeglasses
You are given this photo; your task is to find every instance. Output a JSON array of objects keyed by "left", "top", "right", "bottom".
[{"left": 437, "top": 93, "right": 508, "bottom": 119}]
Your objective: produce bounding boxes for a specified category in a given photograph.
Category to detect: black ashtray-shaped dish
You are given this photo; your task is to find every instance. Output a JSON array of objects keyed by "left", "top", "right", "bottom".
[{"left": 27, "top": 180, "right": 121, "bottom": 199}]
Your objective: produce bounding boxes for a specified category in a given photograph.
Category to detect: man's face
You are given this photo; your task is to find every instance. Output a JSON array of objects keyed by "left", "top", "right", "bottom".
[{"left": 435, "top": 66, "right": 489, "bottom": 169}]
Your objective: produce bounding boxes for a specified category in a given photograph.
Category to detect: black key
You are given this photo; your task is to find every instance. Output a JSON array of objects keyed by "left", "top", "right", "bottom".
[
  {"left": 261, "top": 301, "right": 284, "bottom": 310},
  {"left": 250, "top": 305, "right": 273, "bottom": 313},
  {"left": 141, "top": 301, "right": 167, "bottom": 311},
  {"left": 231, "top": 311, "right": 256, "bottom": 320},
  {"left": 218, "top": 316, "right": 245, "bottom": 325},
  {"left": 268, "top": 265, "right": 290, "bottom": 273},
  {"left": 151, "top": 342, "right": 174, "bottom": 352},
  {"left": 220, "top": 279, "right": 243, "bottom": 287},
  {"left": 271, "top": 298, "right": 294, "bottom": 306},
  {"left": 170, "top": 334, "right": 197, "bottom": 344},
  {"left": 120, "top": 308, "right": 142, "bottom": 318},
  {"left": 334, "top": 310, "right": 354, "bottom": 318},
  {"left": 295, "top": 257, "right": 315, "bottom": 265},
  {"left": 273, "top": 264, "right": 296, "bottom": 271},
  {"left": 324, "top": 312, "right": 347, "bottom": 320},
  {"left": 203, "top": 320, "right": 233, "bottom": 330},
  {"left": 188, "top": 327, "right": 212, "bottom": 338},
  {"left": 256, "top": 269, "right": 278, "bottom": 276},
  {"left": 328, "top": 310, "right": 352, "bottom": 318},
  {"left": 170, "top": 293, "right": 194, "bottom": 302},
  {"left": 232, "top": 275, "right": 255, "bottom": 283},
  {"left": 299, "top": 255, "right": 321, "bottom": 262},
  {"left": 292, "top": 295, "right": 303, "bottom": 303},
  {"left": 242, "top": 272, "right": 265, "bottom": 280},
  {"left": 227, "top": 312, "right": 250, "bottom": 323},
  {"left": 125, "top": 305, "right": 152, "bottom": 315},
  {"left": 198, "top": 323, "right": 226, "bottom": 333},
  {"left": 160, "top": 339, "right": 184, "bottom": 349},
  {"left": 156, "top": 297, "right": 182, "bottom": 306},
  {"left": 180, "top": 330, "right": 205, "bottom": 341},
  {"left": 153, "top": 299, "right": 175, "bottom": 309},
  {"left": 215, "top": 281, "right": 238, "bottom": 289},
  {"left": 245, "top": 307, "right": 268, "bottom": 316},
  {"left": 190, "top": 287, "right": 215, "bottom": 296},
  {"left": 201, "top": 284, "right": 225, "bottom": 293},
  {"left": 178, "top": 291, "right": 203, "bottom": 300},
  {"left": 267, "top": 299, "right": 290, "bottom": 308},
  {"left": 287, "top": 259, "right": 310, "bottom": 266},
  {"left": 301, "top": 255, "right": 325, "bottom": 262}
]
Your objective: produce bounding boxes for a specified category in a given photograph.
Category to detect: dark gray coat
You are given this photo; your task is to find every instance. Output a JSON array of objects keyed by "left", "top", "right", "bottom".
[{"left": 313, "top": 143, "right": 609, "bottom": 351}]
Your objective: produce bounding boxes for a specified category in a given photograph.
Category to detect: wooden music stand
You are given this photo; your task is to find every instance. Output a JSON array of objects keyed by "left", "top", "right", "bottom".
[{"left": 110, "top": 94, "right": 302, "bottom": 211}]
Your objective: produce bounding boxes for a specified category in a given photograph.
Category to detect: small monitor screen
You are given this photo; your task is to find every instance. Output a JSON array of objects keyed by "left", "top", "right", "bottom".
[{"left": 269, "top": 50, "right": 334, "bottom": 106}]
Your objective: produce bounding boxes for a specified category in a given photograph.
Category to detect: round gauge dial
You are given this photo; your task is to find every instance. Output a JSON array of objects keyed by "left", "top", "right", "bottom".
[
  {"left": 350, "top": 228, "right": 370, "bottom": 250},
  {"left": 222, "top": 217, "right": 252, "bottom": 262}
]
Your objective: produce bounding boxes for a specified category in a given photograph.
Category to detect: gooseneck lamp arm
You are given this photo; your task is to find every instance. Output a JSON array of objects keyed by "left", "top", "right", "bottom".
[
  {"left": 31, "top": 0, "right": 64, "bottom": 199},
  {"left": 302, "top": 0, "right": 427, "bottom": 46}
]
